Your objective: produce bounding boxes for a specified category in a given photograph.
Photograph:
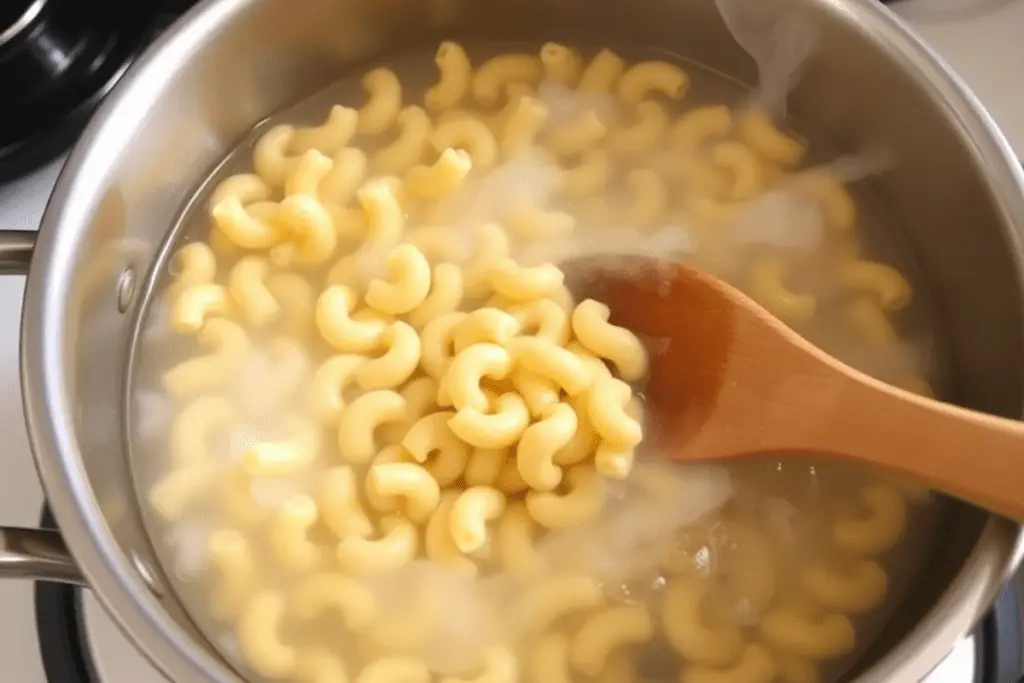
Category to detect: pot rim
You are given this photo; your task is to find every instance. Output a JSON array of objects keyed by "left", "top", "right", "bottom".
[{"left": 21, "top": 0, "right": 1024, "bottom": 681}]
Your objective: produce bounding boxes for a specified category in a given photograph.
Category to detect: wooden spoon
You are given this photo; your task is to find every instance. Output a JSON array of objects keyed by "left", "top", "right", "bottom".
[{"left": 568, "top": 255, "right": 1024, "bottom": 520}]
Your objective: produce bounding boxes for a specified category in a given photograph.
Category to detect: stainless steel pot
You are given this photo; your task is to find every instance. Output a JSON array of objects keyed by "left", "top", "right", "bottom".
[{"left": 1, "top": 0, "right": 1023, "bottom": 681}]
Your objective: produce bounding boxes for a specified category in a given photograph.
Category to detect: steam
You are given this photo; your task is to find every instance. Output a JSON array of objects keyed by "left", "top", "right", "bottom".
[
  {"left": 716, "top": 0, "right": 817, "bottom": 119},
  {"left": 359, "top": 460, "right": 734, "bottom": 674}
]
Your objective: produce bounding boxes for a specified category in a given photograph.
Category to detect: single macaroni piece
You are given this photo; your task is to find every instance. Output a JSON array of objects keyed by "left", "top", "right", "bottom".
[
  {"left": 355, "top": 322, "right": 421, "bottom": 390},
  {"left": 169, "top": 395, "right": 234, "bottom": 465},
  {"left": 682, "top": 644, "right": 780, "bottom": 683},
  {"left": 170, "top": 283, "right": 230, "bottom": 334},
  {"left": 578, "top": 49, "right": 625, "bottom": 93},
  {"left": 366, "top": 244, "right": 432, "bottom": 315},
  {"left": 209, "top": 173, "right": 270, "bottom": 210},
  {"left": 515, "top": 297, "right": 574, "bottom": 344},
  {"left": 431, "top": 117, "right": 498, "bottom": 170},
  {"left": 738, "top": 109, "right": 806, "bottom": 168},
  {"left": 426, "top": 41, "right": 472, "bottom": 111},
  {"left": 488, "top": 258, "right": 565, "bottom": 302},
  {"left": 516, "top": 403, "right": 577, "bottom": 491},
  {"left": 588, "top": 377, "right": 643, "bottom": 448},
  {"left": 570, "top": 605, "right": 655, "bottom": 677},
  {"left": 401, "top": 411, "right": 471, "bottom": 486},
  {"left": 309, "top": 354, "right": 365, "bottom": 424},
  {"left": 452, "top": 308, "right": 520, "bottom": 353},
  {"left": 488, "top": 82, "right": 533, "bottom": 133},
  {"left": 449, "top": 485, "right": 506, "bottom": 554},
  {"left": 228, "top": 255, "right": 278, "bottom": 325},
  {"left": 794, "top": 171, "right": 856, "bottom": 233},
  {"left": 500, "top": 96, "right": 549, "bottom": 158},
  {"left": 336, "top": 516, "right": 419, "bottom": 574},
  {"left": 518, "top": 574, "right": 606, "bottom": 633},
  {"left": 760, "top": 605, "right": 856, "bottom": 659},
  {"left": 207, "top": 529, "right": 256, "bottom": 622},
  {"left": 269, "top": 494, "right": 323, "bottom": 571},
  {"left": 321, "top": 147, "right": 369, "bottom": 205},
  {"left": 289, "top": 105, "right": 359, "bottom": 155},
  {"left": 526, "top": 465, "right": 606, "bottom": 529},
  {"left": 833, "top": 484, "right": 908, "bottom": 555},
  {"left": 712, "top": 141, "right": 766, "bottom": 202},
  {"left": 837, "top": 259, "right": 912, "bottom": 311},
  {"left": 505, "top": 207, "right": 575, "bottom": 241},
  {"left": 419, "top": 311, "right": 468, "bottom": 379},
  {"left": 444, "top": 343, "right": 513, "bottom": 412},
  {"left": 318, "top": 466, "right": 375, "bottom": 540},
  {"left": 357, "top": 177, "right": 406, "bottom": 251},
  {"left": 162, "top": 318, "right": 249, "bottom": 399},
  {"left": 571, "top": 299, "right": 647, "bottom": 381},
  {"left": 506, "top": 336, "right": 592, "bottom": 396},
  {"left": 366, "top": 462, "right": 441, "bottom": 523},
  {"left": 546, "top": 110, "right": 607, "bottom": 158},
  {"left": 662, "top": 578, "right": 744, "bottom": 666},
  {"left": 802, "top": 559, "right": 888, "bottom": 613},
  {"left": 540, "top": 42, "right": 583, "bottom": 86},
  {"left": 374, "top": 106, "right": 432, "bottom": 174},
  {"left": 617, "top": 60, "right": 688, "bottom": 106},
  {"left": 355, "top": 657, "right": 430, "bottom": 683},
  {"left": 295, "top": 647, "right": 349, "bottom": 683},
  {"left": 450, "top": 391, "right": 530, "bottom": 449},
  {"left": 148, "top": 462, "right": 219, "bottom": 522},
  {"left": 241, "top": 417, "right": 321, "bottom": 476},
  {"left": 336, "top": 390, "right": 407, "bottom": 464},
  {"left": 291, "top": 572, "right": 376, "bottom": 630},
  {"left": 272, "top": 194, "right": 338, "bottom": 266},
  {"left": 671, "top": 105, "right": 733, "bottom": 151},
  {"left": 511, "top": 368, "right": 560, "bottom": 419},
  {"left": 560, "top": 150, "right": 611, "bottom": 198},
  {"left": 358, "top": 68, "right": 403, "bottom": 135},
  {"left": 472, "top": 53, "right": 543, "bottom": 105},
  {"left": 406, "top": 148, "right": 473, "bottom": 200},
  {"left": 608, "top": 101, "right": 669, "bottom": 155},
  {"left": 440, "top": 647, "right": 517, "bottom": 683},
  {"left": 404, "top": 263, "right": 463, "bottom": 330},
  {"left": 749, "top": 257, "right": 817, "bottom": 321},
  {"left": 425, "top": 490, "right": 478, "bottom": 576},
  {"left": 169, "top": 242, "right": 217, "bottom": 297},
  {"left": 845, "top": 297, "right": 899, "bottom": 346},
  {"left": 237, "top": 591, "right": 297, "bottom": 679},
  {"left": 253, "top": 125, "right": 300, "bottom": 188},
  {"left": 317, "top": 285, "right": 387, "bottom": 353},
  {"left": 285, "top": 149, "right": 334, "bottom": 198}
]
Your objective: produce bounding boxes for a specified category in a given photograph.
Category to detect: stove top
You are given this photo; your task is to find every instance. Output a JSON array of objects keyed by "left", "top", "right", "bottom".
[{"left": 4, "top": 0, "right": 1024, "bottom": 681}]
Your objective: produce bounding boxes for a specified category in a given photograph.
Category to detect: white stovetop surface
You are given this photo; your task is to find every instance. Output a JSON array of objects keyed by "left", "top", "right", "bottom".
[{"left": 1, "top": 2, "right": 1023, "bottom": 681}]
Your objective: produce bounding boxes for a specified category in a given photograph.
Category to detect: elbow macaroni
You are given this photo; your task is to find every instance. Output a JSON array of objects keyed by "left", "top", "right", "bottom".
[{"left": 148, "top": 40, "right": 923, "bottom": 683}]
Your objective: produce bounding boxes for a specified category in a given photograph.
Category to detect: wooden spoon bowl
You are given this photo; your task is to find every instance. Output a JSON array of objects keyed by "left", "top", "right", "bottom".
[{"left": 567, "top": 255, "right": 1024, "bottom": 520}]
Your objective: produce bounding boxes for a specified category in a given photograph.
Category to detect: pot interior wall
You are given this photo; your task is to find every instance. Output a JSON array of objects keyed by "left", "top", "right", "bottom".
[{"left": 50, "top": 0, "right": 1023, "bottom": 678}]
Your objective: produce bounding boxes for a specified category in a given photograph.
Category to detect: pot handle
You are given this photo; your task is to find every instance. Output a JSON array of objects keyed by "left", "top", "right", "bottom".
[{"left": 0, "top": 230, "right": 86, "bottom": 586}]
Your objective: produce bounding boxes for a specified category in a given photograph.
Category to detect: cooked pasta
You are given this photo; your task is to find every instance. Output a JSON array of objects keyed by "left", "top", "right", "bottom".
[{"left": 139, "top": 39, "right": 935, "bottom": 683}]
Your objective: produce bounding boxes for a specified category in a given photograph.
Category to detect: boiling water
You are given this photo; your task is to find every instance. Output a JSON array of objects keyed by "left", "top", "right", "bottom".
[{"left": 127, "top": 31, "right": 941, "bottom": 683}]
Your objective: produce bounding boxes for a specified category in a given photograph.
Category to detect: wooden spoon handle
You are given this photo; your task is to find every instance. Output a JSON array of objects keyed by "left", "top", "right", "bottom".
[{"left": 807, "top": 375, "right": 1024, "bottom": 521}]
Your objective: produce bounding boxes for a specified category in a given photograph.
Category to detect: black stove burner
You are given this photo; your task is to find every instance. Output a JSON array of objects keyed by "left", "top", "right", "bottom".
[
  {"left": 31, "top": 509, "right": 1024, "bottom": 683},
  {"left": 0, "top": 0, "right": 196, "bottom": 183}
]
